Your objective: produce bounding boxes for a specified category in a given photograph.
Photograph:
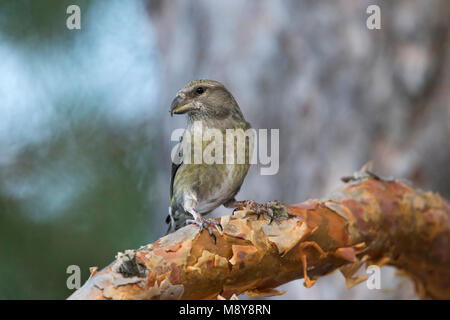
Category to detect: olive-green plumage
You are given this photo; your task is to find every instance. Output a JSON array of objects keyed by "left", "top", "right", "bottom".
[{"left": 167, "top": 80, "right": 252, "bottom": 233}]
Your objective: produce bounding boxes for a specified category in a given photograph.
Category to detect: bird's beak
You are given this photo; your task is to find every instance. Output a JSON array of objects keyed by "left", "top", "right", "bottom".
[{"left": 170, "top": 95, "right": 196, "bottom": 116}]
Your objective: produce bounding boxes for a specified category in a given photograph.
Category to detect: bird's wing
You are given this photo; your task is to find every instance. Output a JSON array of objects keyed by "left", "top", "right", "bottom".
[
  {"left": 170, "top": 140, "right": 183, "bottom": 199},
  {"left": 167, "top": 141, "right": 183, "bottom": 230}
]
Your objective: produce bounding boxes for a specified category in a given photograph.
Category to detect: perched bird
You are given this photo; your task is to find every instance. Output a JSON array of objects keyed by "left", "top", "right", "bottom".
[{"left": 167, "top": 80, "right": 254, "bottom": 240}]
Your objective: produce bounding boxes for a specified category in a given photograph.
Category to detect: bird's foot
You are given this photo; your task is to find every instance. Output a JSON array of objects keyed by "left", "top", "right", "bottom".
[
  {"left": 186, "top": 216, "right": 222, "bottom": 243},
  {"left": 232, "top": 200, "right": 288, "bottom": 224}
]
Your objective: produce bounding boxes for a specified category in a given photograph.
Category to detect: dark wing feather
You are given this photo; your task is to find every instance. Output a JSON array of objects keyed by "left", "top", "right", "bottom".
[
  {"left": 166, "top": 141, "right": 183, "bottom": 228},
  {"left": 170, "top": 139, "right": 183, "bottom": 199}
]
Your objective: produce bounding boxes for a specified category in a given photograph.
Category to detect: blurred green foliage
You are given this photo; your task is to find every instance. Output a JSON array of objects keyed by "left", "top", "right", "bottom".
[{"left": 0, "top": 0, "right": 159, "bottom": 299}]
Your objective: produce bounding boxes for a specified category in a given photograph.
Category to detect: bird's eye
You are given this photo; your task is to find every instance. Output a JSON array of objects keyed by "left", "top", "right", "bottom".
[{"left": 196, "top": 87, "right": 204, "bottom": 95}]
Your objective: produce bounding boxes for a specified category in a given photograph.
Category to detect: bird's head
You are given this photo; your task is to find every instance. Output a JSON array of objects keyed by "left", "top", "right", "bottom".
[{"left": 170, "top": 79, "right": 244, "bottom": 121}]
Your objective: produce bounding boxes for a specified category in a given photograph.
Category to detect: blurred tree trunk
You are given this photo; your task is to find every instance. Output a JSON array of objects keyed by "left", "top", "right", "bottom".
[{"left": 149, "top": 1, "right": 449, "bottom": 298}]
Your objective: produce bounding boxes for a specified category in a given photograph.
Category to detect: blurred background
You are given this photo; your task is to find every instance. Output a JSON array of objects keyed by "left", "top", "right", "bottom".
[{"left": 0, "top": 0, "right": 448, "bottom": 299}]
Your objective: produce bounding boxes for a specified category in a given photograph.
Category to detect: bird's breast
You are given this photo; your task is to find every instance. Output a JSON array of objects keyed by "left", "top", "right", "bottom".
[
  {"left": 195, "top": 163, "right": 248, "bottom": 213},
  {"left": 173, "top": 119, "right": 252, "bottom": 213}
]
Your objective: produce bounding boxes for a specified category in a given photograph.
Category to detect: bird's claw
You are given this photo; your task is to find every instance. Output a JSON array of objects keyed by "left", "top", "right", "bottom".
[
  {"left": 235, "top": 200, "right": 285, "bottom": 224},
  {"left": 187, "top": 217, "right": 222, "bottom": 244}
]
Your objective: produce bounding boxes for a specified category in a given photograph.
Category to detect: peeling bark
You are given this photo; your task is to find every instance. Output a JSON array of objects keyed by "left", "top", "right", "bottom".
[{"left": 68, "top": 166, "right": 450, "bottom": 300}]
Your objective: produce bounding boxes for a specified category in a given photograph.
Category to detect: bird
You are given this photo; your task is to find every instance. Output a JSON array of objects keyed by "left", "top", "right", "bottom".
[{"left": 166, "top": 79, "right": 255, "bottom": 241}]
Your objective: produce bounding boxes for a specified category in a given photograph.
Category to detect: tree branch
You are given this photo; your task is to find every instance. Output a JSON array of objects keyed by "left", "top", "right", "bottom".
[{"left": 68, "top": 165, "right": 450, "bottom": 300}]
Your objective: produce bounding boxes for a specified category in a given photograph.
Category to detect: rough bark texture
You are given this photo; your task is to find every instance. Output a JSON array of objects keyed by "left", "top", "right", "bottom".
[{"left": 68, "top": 166, "right": 450, "bottom": 300}]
